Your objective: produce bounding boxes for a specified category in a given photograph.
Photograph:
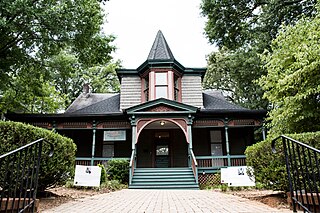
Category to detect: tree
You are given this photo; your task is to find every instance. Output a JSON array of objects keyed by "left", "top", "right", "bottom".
[
  {"left": 203, "top": 47, "right": 268, "bottom": 109},
  {"left": 47, "top": 50, "right": 120, "bottom": 107},
  {"left": 201, "top": 0, "right": 317, "bottom": 109},
  {"left": 0, "top": 0, "right": 116, "bottom": 113},
  {"left": 201, "top": 0, "right": 316, "bottom": 50},
  {"left": 259, "top": 11, "right": 320, "bottom": 135}
]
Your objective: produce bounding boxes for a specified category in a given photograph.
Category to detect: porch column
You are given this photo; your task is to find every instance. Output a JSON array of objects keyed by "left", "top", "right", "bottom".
[
  {"left": 91, "top": 120, "right": 96, "bottom": 166},
  {"left": 262, "top": 126, "right": 266, "bottom": 140},
  {"left": 224, "top": 119, "right": 231, "bottom": 166},
  {"left": 187, "top": 115, "right": 194, "bottom": 167},
  {"left": 130, "top": 115, "right": 137, "bottom": 169},
  {"left": 52, "top": 121, "right": 56, "bottom": 132}
]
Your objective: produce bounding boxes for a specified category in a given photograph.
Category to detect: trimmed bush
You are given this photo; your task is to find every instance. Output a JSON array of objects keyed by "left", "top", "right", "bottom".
[
  {"left": 245, "top": 131, "right": 320, "bottom": 192},
  {"left": 98, "top": 164, "right": 107, "bottom": 184},
  {"left": 0, "top": 121, "right": 76, "bottom": 191},
  {"left": 106, "top": 159, "right": 129, "bottom": 184}
]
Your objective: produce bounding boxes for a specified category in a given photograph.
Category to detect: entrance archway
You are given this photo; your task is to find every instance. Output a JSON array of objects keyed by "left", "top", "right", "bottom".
[{"left": 136, "top": 119, "right": 189, "bottom": 168}]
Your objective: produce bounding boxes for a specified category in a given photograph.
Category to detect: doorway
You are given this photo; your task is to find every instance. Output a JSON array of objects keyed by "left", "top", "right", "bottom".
[
  {"left": 155, "top": 141, "right": 170, "bottom": 167},
  {"left": 136, "top": 126, "right": 188, "bottom": 168}
]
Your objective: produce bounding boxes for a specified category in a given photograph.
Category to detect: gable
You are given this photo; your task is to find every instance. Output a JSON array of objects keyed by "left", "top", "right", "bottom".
[{"left": 126, "top": 98, "right": 198, "bottom": 115}]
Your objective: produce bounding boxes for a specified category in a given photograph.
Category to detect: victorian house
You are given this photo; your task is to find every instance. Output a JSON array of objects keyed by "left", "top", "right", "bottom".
[{"left": 7, "top": 31, "right": 266, "bottom": 189}]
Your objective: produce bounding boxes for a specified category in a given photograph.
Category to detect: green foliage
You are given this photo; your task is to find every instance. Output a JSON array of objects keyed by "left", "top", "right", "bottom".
[
  {"left": 106, "top": 159, "right": 129, "bottom": 184},
  {"left": 66, "top": 179, "right": 127, "bottom": 191},
  {"left": 201, "top": 0, "right": 317, "bottom": 110},
  {"left": 97, "top": 164, "right": 107, "bottom": 184},
  {"left": 47, "top": 49, "right": 120, "bottom": 107},
  {"left": 0, "top": 121, "right": 76, "bottom": 191},
  {"left": 260, "top": 10, "right": 320, "bottom": 135},
  {"left": 203, "top": 47, "right": 268, "bottom": 109},
  {"left": 245, "top": 131, "right": 320, "bottom": 191},
  {"left": 201, "top": 0, "right": 316, "bottom": 49},
  {"left": 0, "top": 0, "right": 117, "bottom": 113}
]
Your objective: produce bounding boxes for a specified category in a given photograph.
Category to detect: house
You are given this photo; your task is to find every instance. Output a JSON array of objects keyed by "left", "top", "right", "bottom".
[{"left": 6, "top": 31, "right": 266, "bottom": 189}]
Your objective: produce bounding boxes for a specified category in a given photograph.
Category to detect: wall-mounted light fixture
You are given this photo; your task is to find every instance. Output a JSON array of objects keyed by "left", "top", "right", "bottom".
[{"left": 160, "top": 121, "right": 165, "bottom": 126}]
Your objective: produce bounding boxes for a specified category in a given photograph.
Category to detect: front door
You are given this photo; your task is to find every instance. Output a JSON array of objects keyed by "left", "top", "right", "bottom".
[{"left": 155, "top": 143, "right": 170, "bottom": 167}]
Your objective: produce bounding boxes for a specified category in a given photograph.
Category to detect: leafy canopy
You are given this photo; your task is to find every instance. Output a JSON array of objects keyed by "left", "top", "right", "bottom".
[
  {"left": 201, "top": 0, "right": 317, "bottom": 109},
  {"left": 260, "top": 9, "right": 320, "bottom": 135},
  {"left": 0, "top": 0, "right": 118, "bottom": 113}
]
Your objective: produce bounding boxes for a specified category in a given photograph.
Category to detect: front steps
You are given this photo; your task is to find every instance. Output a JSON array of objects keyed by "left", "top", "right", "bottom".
[{"left": 129, "top": 167, "right": 199, "bottom": 189}]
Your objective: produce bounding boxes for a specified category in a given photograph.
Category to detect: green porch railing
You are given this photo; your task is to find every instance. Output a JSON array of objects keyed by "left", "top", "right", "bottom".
[
  {"left": 196, "top": 155, "right": 246, "bottom": 169},
  {"left": 75, "top": 157, "right": 130, "bottom": 166}
]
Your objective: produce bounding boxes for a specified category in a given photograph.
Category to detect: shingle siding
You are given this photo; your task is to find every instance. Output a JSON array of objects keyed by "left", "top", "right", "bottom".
[
  {"left": 181, "top": 75, "right": 203, "bottom": 108},
  {"left": 120, "top": 76, "right": 141, "bottom": 110}
]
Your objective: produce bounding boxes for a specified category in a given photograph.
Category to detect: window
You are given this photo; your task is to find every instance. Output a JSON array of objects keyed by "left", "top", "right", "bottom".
[
  {"left": 210, "top": 130, "right": 224, "bottom": 166},
  {"left": 174, "top": 74, "right": 180, "bottom": 101},
  {"left": 155, "top": 72, "right": 168, "bottom": 99},
  {"left": 144, "top": 76, "right": 149, "bottom": 101},
  {"left": 102, "top": 142, "right": 114, "bottom": 158}
]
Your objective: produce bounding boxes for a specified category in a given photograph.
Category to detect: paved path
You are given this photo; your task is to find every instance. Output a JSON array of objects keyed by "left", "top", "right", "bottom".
[{"left": 43, "top": 189, "right": 292, "bottom": 213}]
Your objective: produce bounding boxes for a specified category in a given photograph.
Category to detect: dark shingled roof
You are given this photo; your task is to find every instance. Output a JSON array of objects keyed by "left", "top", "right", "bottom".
[
  {"left": 147, "top": 30, "right": 175, "bottom": 61},
  {"left": 65, "top": 93, "right": 120, "bottom": 114},
  {"left": 202, "top": 91, "right": 247, "bottom": 110}
]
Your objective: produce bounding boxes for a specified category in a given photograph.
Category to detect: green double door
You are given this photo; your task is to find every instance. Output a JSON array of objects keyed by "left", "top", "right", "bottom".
[{"left": 155, "top": 142, "right": 170, "bottom": 168}]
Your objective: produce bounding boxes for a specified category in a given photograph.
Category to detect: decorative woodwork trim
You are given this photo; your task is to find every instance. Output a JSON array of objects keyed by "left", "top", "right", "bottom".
[
  {"left": 96, "top": 121, "right": 130, "bottom": 129},
  {"left": 31, "top": 122, "right": 52, "bottom": 129},
  {"left": 193, "top": 120, "right": 224, "bottom": 127}
]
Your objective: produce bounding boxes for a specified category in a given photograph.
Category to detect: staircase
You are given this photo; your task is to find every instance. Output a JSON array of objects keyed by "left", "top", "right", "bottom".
[{"left": 129, "top": 167, "right": 199, "bottom": 189}]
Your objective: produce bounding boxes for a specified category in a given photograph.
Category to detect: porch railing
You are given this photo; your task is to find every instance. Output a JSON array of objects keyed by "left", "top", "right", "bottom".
[
  {"left": 0, "top": 138, "right": 54, "bottom": 213},
  {"left": 189, "top": 149, "right": 198, "bottom": 184},
  {"left": 272, "top": 135, "right": 320, "bottom": 213},
  {"left": 75, "top": 157, "right": 130, "bottom": 167},
  {"left": 196, "top": 155, "right": 246, "bottom": 168},
  {"left": 129, "top": 150, "right": 136, "bottom": 185}
]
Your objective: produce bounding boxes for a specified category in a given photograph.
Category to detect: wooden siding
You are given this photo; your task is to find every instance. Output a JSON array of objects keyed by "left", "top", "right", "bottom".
[
  {"left": 120, "top": 76, "right": 141, "bottom": 110},
  {"left": 181, "top": 76, "right": 203, "bottom": 108}
]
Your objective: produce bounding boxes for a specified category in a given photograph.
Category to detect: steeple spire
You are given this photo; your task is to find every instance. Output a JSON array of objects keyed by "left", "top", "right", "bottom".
[{"left": 147, "top": 30, "right": 175, "bottom": 61}]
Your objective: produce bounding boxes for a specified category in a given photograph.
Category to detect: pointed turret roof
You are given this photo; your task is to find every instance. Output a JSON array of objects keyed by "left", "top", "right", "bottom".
[{"left": 147, "top": 30, "right": 174, "bottom": 61}]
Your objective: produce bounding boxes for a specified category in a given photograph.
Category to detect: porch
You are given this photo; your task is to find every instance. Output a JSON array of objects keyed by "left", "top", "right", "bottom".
[{"left": 75, "top": 154, "right": 246, "bottom": 173}]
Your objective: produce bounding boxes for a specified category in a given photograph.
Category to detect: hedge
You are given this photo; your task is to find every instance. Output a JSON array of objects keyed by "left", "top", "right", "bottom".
[
  {"left": 106, "top": 159, "right": 129, "bottom": 184},
  {"left": 0, "top": 121, "right": 76, "bottom": 191},
  {"left": 245, "top": 131, "right": 320, "bottom": 192}
]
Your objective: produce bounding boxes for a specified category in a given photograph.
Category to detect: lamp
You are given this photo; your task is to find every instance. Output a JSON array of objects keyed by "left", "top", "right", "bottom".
[{"left": 160, "top": 121, "right": 165, "bottom": 126}]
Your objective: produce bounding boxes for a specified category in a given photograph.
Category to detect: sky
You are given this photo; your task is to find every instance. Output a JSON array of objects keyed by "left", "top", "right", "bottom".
[{"left": 102, "top": 0, "right": 217, "bottom": 68}]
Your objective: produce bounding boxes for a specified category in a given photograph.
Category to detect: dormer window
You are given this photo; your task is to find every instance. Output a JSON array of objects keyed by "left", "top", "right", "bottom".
[
  {"left": 155, "top": 72, "right": 168, "bottom": 99},
  {"left": 142, "top": 70, "right": 181, "bottom": 102}
]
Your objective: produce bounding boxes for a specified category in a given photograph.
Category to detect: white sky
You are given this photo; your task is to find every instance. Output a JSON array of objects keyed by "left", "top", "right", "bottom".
[{"left": 102, "top": 0, "right": 216, "bottom": 68}]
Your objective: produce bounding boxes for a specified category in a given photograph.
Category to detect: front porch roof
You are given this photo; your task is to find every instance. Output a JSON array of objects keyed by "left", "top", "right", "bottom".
[{"left": 126, "top": 98, "right": 198, "bottom": 115}]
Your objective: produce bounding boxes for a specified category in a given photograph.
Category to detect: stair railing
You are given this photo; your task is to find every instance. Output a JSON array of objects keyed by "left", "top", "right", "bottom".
[
  {"left": 189, "top": 149, "right": 198, "bottom": 184},
  {"left": 0, "top": 138, "right": 54, "bottom": 213},
  {"left": 272, "top": 135, "right": 320, "bottom": 213},
  {"left": 129, "top": 149, "right": 136, "bottom": 185}
]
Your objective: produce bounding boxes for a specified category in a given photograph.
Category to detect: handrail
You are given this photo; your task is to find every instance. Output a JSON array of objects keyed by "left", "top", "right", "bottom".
[
  {"left": 189, "top": 149, "right": 198, "bottom": 184},
  {"left": 129, "top": 150, "right": 135, "bottom": 168},
  {"left": 129, "top": 150, "right": 135, "bottom": 185},
  {"left": 0, "top": 138, "right": 54, "bottom": 213},
  {"left": 196, "top": 155, "right": 246, "bottom": 160},
  {"left": 272, "top": 135, "right": 320, "bottom": 213},
  {"left": 272, "top": 135, "right": 320, "bottom": 153},
  {"left": 0, "top": 138, "right": 54, "bottom": 159},
  {"left": 190, "top": 150, "right": 198, "bottom": 167}
]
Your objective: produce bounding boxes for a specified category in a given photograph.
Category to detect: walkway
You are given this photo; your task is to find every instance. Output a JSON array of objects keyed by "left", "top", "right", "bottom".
[{"left": 43, "top": 189, "right": 292, "bottom": 213}]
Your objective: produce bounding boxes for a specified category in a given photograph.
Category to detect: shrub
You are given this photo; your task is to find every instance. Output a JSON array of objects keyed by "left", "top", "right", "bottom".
[
  {"left": 98, "top": 164, "right": 107, "bottom": 184},
  {"left": 0, "top": 121, "right": 76, "bottom": 191},
  {"left": 245, "top": 131, "right": 320, "bottom": 192},
  {"left": 106, "top": 159, "right": 129, "bottom": 184}
]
